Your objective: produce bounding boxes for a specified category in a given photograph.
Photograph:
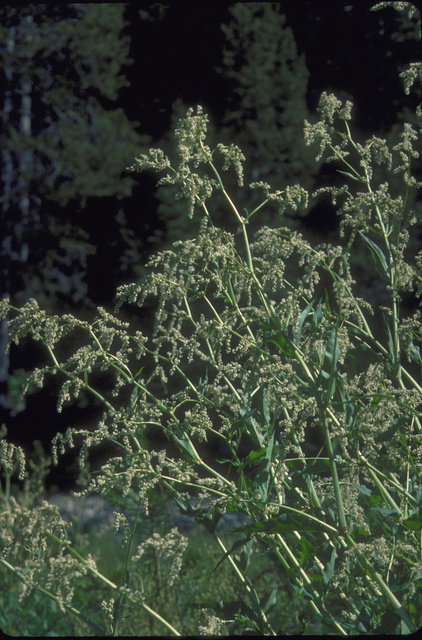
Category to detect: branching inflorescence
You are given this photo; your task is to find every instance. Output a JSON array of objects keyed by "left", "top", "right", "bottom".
[{"left": 1, "top": 4, "right": 422, "bottom": 635}]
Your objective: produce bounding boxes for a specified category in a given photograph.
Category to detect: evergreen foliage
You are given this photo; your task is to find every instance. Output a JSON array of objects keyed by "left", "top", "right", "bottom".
[
  {"left": 220, "top": 3, "right": 317, "bottom": 194},
  {"left": 0, "top": 3, "right": 144, "bottom": 306},
  {"left": 152, "top": 4, "right": 317, "bottom": 248}
]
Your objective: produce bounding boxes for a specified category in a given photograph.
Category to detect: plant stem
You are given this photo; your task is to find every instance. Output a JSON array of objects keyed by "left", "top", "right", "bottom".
[
  {"left": 44, "top": 533, "right": 182, "bottom": 635},
  {"left": 271, "top": 534, "right": 348, "bottom": 635},
  {"left": 322, "top": 414, "right": 348, "bottom": 533},
  {"left": 214, "top": 534, "right": 277, "bottom": 635},
  {"left": 0, "top": 557, "right": 107, "bottom": 636},
  {"left": 344, "top": 533, "right": 416, "bottom": 633}
]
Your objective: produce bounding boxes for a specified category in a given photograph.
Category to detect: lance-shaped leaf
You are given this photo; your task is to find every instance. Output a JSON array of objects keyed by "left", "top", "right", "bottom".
[{"left": 359, "top": 231, "right": 389, "bottom": 278}]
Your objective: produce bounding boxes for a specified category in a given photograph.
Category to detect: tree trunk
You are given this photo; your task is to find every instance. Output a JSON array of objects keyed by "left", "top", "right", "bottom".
[
  {"left": 0, "top": 17, "right": 35, "bottom": 412},
  {"left": 0, "top": 24, "right": 15, "bottom": 411}
]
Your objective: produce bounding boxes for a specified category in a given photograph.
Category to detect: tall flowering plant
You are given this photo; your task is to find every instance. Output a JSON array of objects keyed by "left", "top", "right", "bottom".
[{"left": 1, "top": 3, "right": 421, "bottom": 634}]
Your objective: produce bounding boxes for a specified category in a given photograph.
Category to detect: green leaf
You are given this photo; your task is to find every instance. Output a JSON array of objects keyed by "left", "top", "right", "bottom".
[
  {"left": 307, "top": 458, "right": 332, "bottom": 474},
  {"left": 336, "top": 169, "right": 364, "bottom": 182},
  {"left": 245, "top": 447, "right": 266, "bottom": 463},
  {"left": 171, "top": 433, "right": 200, "bottom": 462},
  {"left": 230, "top": 514, "right": 320, "bottom": 535},
  {"left": 249, "top": 418, "right": 265, "bottom": 449},
  {"left": 267, "top": 332, "right": 295, "bottom": 357},
  {"left": 375, "top": 416, "right": 408, "bottom": 443},
  {"left": 134, "top": 366, "right": 144, "bottom": 379},
  {"left": 173, "top": 495, "right": 205, "bottom": 517},
  {"left": 216, "top": 600, "right": 261, "bottom": 633},
  {"left": 236, "top": 397, "right": 264, "bottom": 448},
  {"left": 262, "top": 586, "right": 278, "bottom": 614},
  {"left": 356, "top": 484, "right": 372, "bottom": 496},
  {"left": 251, "top": 433, "right": 274, "bottom": 502},
  {"left": 318, "top": 327, "right": 340, "bottom": 402},
  {"left": 326, "top": 328, "right": 340, "bottom": 375},
  {"left": 294, "top": 299, "right": 315, "bottom": 343},
  {"left": 296, "top": 585, "right": 314, "bottom": 601},
  {"left": 382, "top": 317, "right": 397, "bottom": 369},
  {"left": 403, "top": 515, "right": 422, "bottom": 530},
  {"left": 359, "top": 232, "right": 389, "bottom": 276},
  {"left": 129, "top": 386, "right": 139, "bottom": 406},
  {"left": 322, "top": 545, "right": 338, "bottom": 587},
  {"left": 173, "top": 496, "right": 224, "bottom": 533},
  {"left": 322, "top": 290, "right": 331, "bottom": 317},
  {"left": 409, "top": 344, "right": 422, "bottom": 365},
  {"left": 209, "top": 537, "right": 251, "bottom": 577},
  {"left": 226, "top": 276, "right": 237, "bottom": 306},
  {"left": 262, "top": 389, "right": 270, "bottom": 426},
  {"left": 238, "top": 537, "right": 254, "bottom": 573},
  {"left": 296, "top": 536, "right": 315, "bottom": 566}
]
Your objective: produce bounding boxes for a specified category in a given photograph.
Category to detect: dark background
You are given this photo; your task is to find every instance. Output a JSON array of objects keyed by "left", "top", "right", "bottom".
[{"left": 1, "top": 1, "right": 420, "bottom": 488}]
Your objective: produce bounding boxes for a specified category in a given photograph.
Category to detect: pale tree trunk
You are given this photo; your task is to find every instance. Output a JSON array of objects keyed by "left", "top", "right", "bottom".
[
  {"left": 0, "top": 24, "right": 16, "bottom": 412},
  {"left": 1, "top": 25, "right": 15, "bottom": 286},
  {"left": 0, "top": 16, "right": 34, "bottom": 412},
  {"left": 15, "top": 74, "right": 33, "bottom": 263},
  {"left": 15, "top": 16, "right": 34, "bottom": 264}
]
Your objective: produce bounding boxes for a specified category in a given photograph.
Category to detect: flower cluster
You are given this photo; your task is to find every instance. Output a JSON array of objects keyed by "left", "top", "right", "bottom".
[
  {"left": 1, "top": 39, "right": 422, "bottom": 632},
  {"left": 131, "top": 528, "right": 188, "bottom": 587}
]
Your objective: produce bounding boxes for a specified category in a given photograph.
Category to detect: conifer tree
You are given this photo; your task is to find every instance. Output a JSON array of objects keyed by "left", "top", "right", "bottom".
[
  {"left": 0, "top": 3, "right": 143, "bottom": 307},
  {"left": 0, "top": 4, "right": 144, "bottom": 410},
  {"left": 220, "top": 3, "right": 318, "bottom": 195}
]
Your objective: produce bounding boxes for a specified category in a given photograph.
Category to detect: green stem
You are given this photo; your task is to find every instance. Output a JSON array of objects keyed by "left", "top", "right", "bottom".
[
  {"left": 322, "top": 414, "right": 348, "bottom": 533},
  {"left": 271, "top": 534, "right": 348, "bottom": 635},
  {"left": 46, "top": 345, "right": 117, "bottom": 415},
  {"left": 344, "top": 533, "right": 416, "bottom": 633},
  {"left": 201, "top": 143, "right": 273, "bottom": 319},
  {"left": 214, "top": 534, "right": 277, "bottom": 635},
  {"left": 0, "top": 557, "right": 107, "bottom": 636},
  {"left": 111, "top": 492, "right": 144, "bottom": 635},
  {"left": 45, "top": 532, "right": 181, "bottom": 635},
  {"left": 357, "top": 452, "right": 419, "bottom": 508}
]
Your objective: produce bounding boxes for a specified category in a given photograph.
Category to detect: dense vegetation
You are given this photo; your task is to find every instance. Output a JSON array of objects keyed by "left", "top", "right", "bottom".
[{"left": 1, "top": 2, "right": 421, "bottom": 636}]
